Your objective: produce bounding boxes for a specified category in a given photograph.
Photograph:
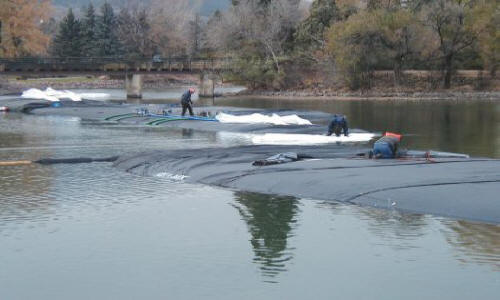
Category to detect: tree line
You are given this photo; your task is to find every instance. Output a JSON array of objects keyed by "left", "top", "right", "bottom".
[
  {"left": 206, "top": 0, "right": 498, "bottom": 89},
  {"left": 1, "top": 0, "right": 497, "bottom": 90},
  {"left": 0, "top": 0, "right": 201, "bottom": 59},
  {"left": 51, "top": 1, "right": 197, "bottom": 58}
]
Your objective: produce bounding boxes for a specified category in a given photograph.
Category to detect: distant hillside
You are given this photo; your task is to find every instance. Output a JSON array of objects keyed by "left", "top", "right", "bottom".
[{"left": 51, "top": 0, "right": 230, "bottom": 16}]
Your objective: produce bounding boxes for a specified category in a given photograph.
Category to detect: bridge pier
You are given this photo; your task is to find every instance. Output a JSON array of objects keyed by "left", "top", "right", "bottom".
[
  {"left": 125, "top": 74, "right": 143, "bottom": 99},
  {"left": 199, "top": 73, "right": 215, "bottom": 98}
]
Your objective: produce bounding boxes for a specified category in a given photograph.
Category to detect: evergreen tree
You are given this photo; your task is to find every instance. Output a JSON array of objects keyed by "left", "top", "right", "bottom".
[
  {"left": 94, "top": 2, "right": 122, "bottom": 56},
  {"left": 294, "top": 0, "right": 338, "bottom": 52},
  {"left": 51, "top": 8, "right": 82, "bottom": 57},
  {"left": 81, "top": 3, "right": 97, "bottom": 57}
]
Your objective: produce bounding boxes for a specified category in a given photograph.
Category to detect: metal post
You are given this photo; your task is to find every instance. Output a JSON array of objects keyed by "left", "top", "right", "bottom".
[{"left": 212, "top": 75, "right": 215, "bottom": 105}]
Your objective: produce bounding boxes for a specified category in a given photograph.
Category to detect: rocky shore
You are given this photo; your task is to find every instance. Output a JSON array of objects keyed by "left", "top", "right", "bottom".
[
  {"left": 237, "top": 89, "right": 500, "bottom": 101},
  {"left": 236, "top": 69, "right": 500, "bottom": 100}
]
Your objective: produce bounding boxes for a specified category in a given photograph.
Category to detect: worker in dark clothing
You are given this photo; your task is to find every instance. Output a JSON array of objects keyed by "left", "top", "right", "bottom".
[
  {"left": 372, "top": 132, "right": 403, "bottom": 158},
  {"left": 181, "top": 88, "right": 195, "bottom": 116},
  {"left": 326, "top": 114, "right": 349, "bottom": 137}
]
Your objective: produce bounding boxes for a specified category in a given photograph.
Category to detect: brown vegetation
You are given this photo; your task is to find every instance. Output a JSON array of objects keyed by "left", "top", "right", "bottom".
[{"left": 0, "top": 0, "right": 52, "bottom": 57}]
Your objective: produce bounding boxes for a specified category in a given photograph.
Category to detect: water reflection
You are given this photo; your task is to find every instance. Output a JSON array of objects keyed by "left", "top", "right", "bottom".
[
  {"left": 0, "top": 125, "right": 55, "bottom": 224},
  {"left": 443, "top": 220, "right": 500, "bottom": 270},
  {"left": 182, "top": 128, "right": 194, "bottom": 138},
  {"left": 232, "top": 192, "right": 300, "bottom": 282},
  {"left": 0, "top": 164, "right": 54, "bottom": 224},
  {"left": 321, "top": 200, "right": 500, "bottom": 269},
  {"left": 320, "top": 201, "right": 428, "bottom": 250}
]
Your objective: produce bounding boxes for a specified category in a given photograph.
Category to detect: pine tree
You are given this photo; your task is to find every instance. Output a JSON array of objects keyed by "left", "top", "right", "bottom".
[
  {"left": 294, "top": 0, "right": 339, "bottom": 52},
  {"left": 94, "top": 2, "right": 122, "bottom": 57},
  {"left": 81, "top": 3, "right": 97, "bottom": 57},
  {"left": 51, "top": 8, "right": 82, "bottom": 57}
]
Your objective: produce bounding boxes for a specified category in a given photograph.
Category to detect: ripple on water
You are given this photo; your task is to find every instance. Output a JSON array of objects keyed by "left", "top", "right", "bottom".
[
  {"left": 0, "top": 161, "right": 183, "bottom": 228},
  {"left": 1, "top": 105, "right": 500, "bottom": 296}
]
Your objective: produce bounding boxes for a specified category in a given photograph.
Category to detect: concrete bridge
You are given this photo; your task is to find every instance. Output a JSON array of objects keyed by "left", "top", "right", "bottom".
[{"left": 0, "top": 57, "right": 231, "bottom": 98}]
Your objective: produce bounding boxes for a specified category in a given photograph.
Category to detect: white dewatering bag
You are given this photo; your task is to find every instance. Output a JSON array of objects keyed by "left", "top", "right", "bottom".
[
  {"left": 251, "top": 133, "right": 377, "bottom": 145},
  {"left": 22, "top": 87, "right": 110, "bottom": 102},
  {"left": 216, "top": 131, "right": 377, "bottom": 145},
  {"left": 216, "top": 112, "right": 312, "bottom": 125}
]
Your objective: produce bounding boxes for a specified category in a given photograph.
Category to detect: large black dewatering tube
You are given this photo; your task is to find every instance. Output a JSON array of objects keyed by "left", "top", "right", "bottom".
[{"left": 21, "top": 102, "right": 51, "bottom": 113}]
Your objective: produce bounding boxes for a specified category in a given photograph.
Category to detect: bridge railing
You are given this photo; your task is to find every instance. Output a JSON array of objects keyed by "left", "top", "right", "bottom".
[{"left": 0, "top": 56, "right": 230, "bottom": 72}]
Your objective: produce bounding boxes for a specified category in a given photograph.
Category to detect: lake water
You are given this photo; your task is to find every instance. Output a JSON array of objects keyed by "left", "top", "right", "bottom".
[{"left": 0, "top": 93, "right": 499, "bottom": 299}]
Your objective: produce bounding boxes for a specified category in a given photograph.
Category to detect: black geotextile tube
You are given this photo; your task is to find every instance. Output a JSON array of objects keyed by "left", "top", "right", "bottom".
[
  {"left": 21, "top": 102, "right": 51, "bottom": 113},
  {"left": 35, "top": 156, "right": 119, "bottom": 165}
]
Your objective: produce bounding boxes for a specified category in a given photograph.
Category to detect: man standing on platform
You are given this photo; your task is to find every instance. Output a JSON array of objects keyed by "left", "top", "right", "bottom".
[{"left": 181, "top": 88, "right": 195, "bottom": 116}]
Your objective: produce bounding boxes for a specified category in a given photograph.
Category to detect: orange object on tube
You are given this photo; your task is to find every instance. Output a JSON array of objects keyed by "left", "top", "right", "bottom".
[{"left": 384, "top": 132, "right": 402, "bottom": 141}]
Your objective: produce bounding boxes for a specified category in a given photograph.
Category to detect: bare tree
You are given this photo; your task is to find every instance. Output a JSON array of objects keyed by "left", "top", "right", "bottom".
[
  {"left": 148, "top": 0, "right": 201, "bottom": 57},
  {"left": 117, "top": 5, "right": 155, "bottom": 58},
  {"left": 421, "top": 0, "right": 476, "bottom": 88},
  {"left": 207, "top": 0, "right": 300, "bottom": 73}
]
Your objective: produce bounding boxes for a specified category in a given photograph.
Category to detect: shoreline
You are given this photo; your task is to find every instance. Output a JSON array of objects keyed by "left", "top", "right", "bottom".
[
  {"left": 3, "top": 87, "right": 499, "bottom": 102},
  {"left": 231, "top": 90, "right": 500, "bottom": 101},
  {"left": 2, "top": 74, "right": 499, "bottom": 101}
]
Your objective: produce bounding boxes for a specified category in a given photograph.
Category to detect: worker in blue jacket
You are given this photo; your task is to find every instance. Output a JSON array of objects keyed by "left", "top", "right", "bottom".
[
  {"left": 181, "top": 88, "right": 195, "bottom": 116},
  {"left": 372, "top": 132, "right": 402, "bottom": 158},
  {"left": 326, "top": 114, "right": 349, "bottom": 137}
]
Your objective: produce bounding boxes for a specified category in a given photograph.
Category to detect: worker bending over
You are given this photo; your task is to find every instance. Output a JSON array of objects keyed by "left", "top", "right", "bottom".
[{"left": 327, "top": 114, "right": 349, "bottom": 137}]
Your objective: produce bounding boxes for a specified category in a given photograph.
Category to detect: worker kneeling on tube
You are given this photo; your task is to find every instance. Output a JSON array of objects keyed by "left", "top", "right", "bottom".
[{"left": 372, "top": 132, "right": 402, "bottom": 158}]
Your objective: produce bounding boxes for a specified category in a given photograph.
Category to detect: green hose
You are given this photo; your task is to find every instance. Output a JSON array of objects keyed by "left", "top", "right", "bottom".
[
  {"left": 114, "top": 115, "right": 148, "bottom": 121},
  {"left": 150, "top": 118, "right": 188, "bottom": 126},
  {"left": 106, "top": 113, "right": 191, "bottom": 125},
  {"left": 104, "top": 113, "right": 137, "bottom": 121},
  {"left": 146, "top": 118, "right": 164, "bottom": 125}
]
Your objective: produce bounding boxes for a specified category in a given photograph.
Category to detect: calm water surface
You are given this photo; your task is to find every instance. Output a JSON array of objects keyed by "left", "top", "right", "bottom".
[{"left": 0, "top": 95, "right": 499, "bottom": 299}]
